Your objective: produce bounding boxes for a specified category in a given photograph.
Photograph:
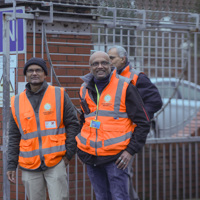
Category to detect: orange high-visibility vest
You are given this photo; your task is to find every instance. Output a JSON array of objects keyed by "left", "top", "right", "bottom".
[
  {"left": 120, "top": 65, "right": 142, "bottom": 86},
  {"left": 76, "top": 70, "right": 136, "bottom": 156},
  {"left": 11, "top": 85, "right": 66, "bottom": 170}
]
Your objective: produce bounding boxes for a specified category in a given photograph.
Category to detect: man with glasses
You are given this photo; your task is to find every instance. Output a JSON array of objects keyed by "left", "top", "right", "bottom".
[
  {"left": 108, "top": 46, "right": 162, "bottom": 199},
  {"left": 76, "top": 51, "right": 150, "bottom": 200},
  {"left": 7, "top": 57, "right": 80, "bottom": 200}
]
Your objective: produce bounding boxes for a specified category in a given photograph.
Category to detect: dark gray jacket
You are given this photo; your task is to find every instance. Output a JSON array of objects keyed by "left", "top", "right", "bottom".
[{"left": 7, "top": 81, "right": 80, "bottom": 171}]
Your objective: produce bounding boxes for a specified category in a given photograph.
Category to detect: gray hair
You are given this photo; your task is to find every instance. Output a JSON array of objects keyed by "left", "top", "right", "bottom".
[{"left": 108, "top": 46, "right": 128, "bottom": 61}]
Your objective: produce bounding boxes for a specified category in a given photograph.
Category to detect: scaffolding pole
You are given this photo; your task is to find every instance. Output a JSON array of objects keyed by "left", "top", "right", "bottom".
[{"left": 2, "top": 13, "right": 11, "bottom": 200}]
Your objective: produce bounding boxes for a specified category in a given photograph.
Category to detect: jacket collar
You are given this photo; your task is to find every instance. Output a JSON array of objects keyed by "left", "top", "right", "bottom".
[{"left": 117, "top": 61, "right": 132, "bottom": 74}]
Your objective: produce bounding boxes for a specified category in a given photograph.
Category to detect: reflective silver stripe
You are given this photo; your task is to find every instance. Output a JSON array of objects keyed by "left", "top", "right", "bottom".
[
  {"left": 90, "top": 140, "right": 102, "bottom": 148},
  {"left": 21, "top": 127, "right": 66, "bottom": 140},
  {"left": 114, "top": 77, "right": 126, "bottom": 115},
  {"left": 130, "top": 68, "right": 141, "bottom": 80},
  {"left": 19, "top": 145, "right": 66, "bottom": 158},
  {"left": 77, "top": 133, "right": 87, "bottom": 145},
  {"left": 42, "top": 144, "right": 66, "bottom": 155},
  {"left": 77, "top": 131, "right": 132, "bottom": 148},
  {"left": 85, "top": 110, "right": 129, "bottom": 118},
  {"left": 81, "top": 83, "right": 87, "bottom": 99},
  {"left": 104, "top": 131, "right": 132, "bottom": 147},
  {"left": 77, "top": 132, "right": 102, "bottom": 148},
  {"left": 19, "top": 149, "right": 40, "bottom": 158},
  {"left": 14, "top": 94, "right": 23, "bottom": 134},
  {"left": 55, "top": 87, "right": 61, "bottom": 127}
]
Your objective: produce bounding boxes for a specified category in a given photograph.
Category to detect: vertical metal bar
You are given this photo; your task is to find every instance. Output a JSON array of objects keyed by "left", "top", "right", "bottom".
[
  {"left": 113, "top": 28, "right": 115, "bottom": 45},
  {"left": 67, "top": 164, "right": 69, "bottom": 200},
  {"left": 97, "top": 27, "right": 101, "bottom": 50},
  {"left": 13, "top": 9, "right": 18, "bottom": 191},
  {"left": 182, "top": 143, "right": 185, "bottom": 200},
  {"left": 142, "top": 148, "right": 145, "bottom": 200},
  {"left": 120, "top": 28, "right": 123, "bottom": 46},
  {"left": 161, "top": 32, "right": 164, "bottom": 78},
  {"left": 75, "top": 154, "right": 78, "bottom": 200},
  {"left": 15, "top": 167, "right": 18, "bottom": 200},
  {"left": 163, "top": 144, "right": 166, "bottom": 200},
  {"left": 149, "top": 145, "right": 152, "bottom": 200},
  {"left": 189, "top": 143, "right": 192, "bottom": 199},
  {"left": 156, "top": 144, "right": 159, "bottom": 200},
  {"left": 148, "top": 31, "right": 151, "bottom": 76},
  {"left": 175, "top": 33, "right": 178, "bottom": 78},
  {"left": 15, "top": 18, "right": 18, "bottom": 94},
  {"left": 174, "top": 33, "right": 178, "bottom": 137},
  {"left": 169, "top": 144, "right": 172, "bottom": 200},
  {"left": 193, "top": 33, "right": 198, "bottom": 136},
  {"left": 141, "top": 30, "right": 144, "bottom": 71},
  {"left": 33, "top": 20, "right": 36, "bottom": 57},
  {"left": 127, "top": 29, "right": 130, "bottom": 57},
  {"left": 133, "top": 29, "right": 137, "bottom": 68},
  {"left": 155, "top": 31, "right": 158, "bottom": 78},
  {"left": 135, "top": 153, "right": 138, "bottom": 194},
  {"left": 104, "top": 25, "right": 108, "bottom": 52},
  {"left": 83, "top": 164, "right": 85, "bottom": 200},
  {"left": 42, "top": 23, "right": 44, "bottom": 58},
  {"left": 2, "top": 13, "right": 11, "bottom": 200},
  {"left": 168, "top": 32, "right": 171, "bottom": 78},
  {"left": 176, "top": 144, "right": 179, "bottom": 199},
  {"left": 181, "top": 33, "right": 185, "bottom": 137},
  {"left": 195, "top": 142, "right": 199, "bottom": 199}
]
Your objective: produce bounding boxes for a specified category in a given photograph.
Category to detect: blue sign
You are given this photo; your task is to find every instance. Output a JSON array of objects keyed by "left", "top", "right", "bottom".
[{"left": 0, "top": 7, "right": 25, "bottom": 53}]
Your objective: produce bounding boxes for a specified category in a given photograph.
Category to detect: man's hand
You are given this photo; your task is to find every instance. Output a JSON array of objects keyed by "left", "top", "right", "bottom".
[
  {"left": 115, "top": 151, "right": 132, "bottom": 170},
  {"left": 7, "top": 171, "right": 16, "bottom": 183},
  {"left": 63, "top": 156, "right": 69, "bottom": 167}
]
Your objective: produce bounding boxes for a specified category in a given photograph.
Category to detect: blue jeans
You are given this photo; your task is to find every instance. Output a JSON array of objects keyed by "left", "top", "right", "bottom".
[{"left": 87, "top": 161, "right": 130, "bottom": 200}]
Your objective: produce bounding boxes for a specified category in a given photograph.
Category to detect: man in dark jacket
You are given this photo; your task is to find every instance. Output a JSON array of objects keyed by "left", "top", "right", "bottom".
[
  {"left": 108, "top": 46, "right": 163, "bottom": 119},
  {"left": 7, "top": 57, "right": 80, "bottom": 200},
  {"left": 108, "top": 46, "right": 163, "bottom": 200},
  {"left": 76, "top": 51, "right": 150, "bottom": 200}
]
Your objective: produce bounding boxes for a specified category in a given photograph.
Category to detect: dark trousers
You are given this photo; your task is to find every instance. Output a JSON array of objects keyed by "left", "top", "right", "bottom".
[{"left": 87, "top": 161, "right": 130, "bottom": 200}]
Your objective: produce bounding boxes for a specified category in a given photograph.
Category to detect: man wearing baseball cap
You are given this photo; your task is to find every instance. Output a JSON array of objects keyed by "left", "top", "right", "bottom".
[{"left": 7, "top": 57, "right": 80, "bottom": 200}]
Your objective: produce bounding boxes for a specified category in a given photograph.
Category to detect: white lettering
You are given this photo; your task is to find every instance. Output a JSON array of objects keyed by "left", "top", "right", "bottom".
[{"left": 9, "top": 21, "right": 15, "bottom": 41}]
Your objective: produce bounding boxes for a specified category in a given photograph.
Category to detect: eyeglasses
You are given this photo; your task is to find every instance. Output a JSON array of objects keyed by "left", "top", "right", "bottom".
[
  {"left": 109, "top": 56, "right": 116, "bottom": 60},
  {"left": 90, "top": 61, "right": 110, "bottom": 67},
  {"left": 26, "top": 69, "right": 44, "bottom": 74}
]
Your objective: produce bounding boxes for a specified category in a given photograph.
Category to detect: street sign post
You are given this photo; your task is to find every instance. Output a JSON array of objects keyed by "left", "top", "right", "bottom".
[{"left": 0, "top": 7, "right": 25, "bottom": 53}]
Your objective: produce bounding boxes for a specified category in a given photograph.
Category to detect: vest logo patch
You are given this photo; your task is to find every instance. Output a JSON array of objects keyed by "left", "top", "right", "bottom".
[
  {"left": 44, "top": 103, "right": 51, "bottom": 111},
  {"left": 102, "top": 94, "right": 112, "bottom": 107},
  {"left": 104, "top": 94, "right": 111, "bottom": 102}
]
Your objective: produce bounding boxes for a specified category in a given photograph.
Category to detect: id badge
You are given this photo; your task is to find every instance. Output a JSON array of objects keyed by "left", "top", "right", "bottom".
[{"left": 90, "top": 120, "right": 101, "bottom": 129}]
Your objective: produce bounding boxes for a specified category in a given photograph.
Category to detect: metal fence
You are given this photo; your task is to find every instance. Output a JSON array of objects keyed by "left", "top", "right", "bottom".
[{"left": 1, "top": 1, "right": 200, "bottom": 199}]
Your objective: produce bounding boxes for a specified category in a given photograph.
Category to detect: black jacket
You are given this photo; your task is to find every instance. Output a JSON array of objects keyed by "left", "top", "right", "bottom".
[
  {"left": 118, "top": 63, "right": 163, "bottom": 119},
  {"left": 78, "top": 71, "right": 150, "bottom": 166},
  {"left": 7, "top": 81, "right": 80, "bottom": 171}
]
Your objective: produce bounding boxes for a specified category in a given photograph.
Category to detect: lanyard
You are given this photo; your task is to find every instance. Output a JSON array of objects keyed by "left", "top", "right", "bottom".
[{"left": 95, "top": 84, "right": 100, "bottom": 120}]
